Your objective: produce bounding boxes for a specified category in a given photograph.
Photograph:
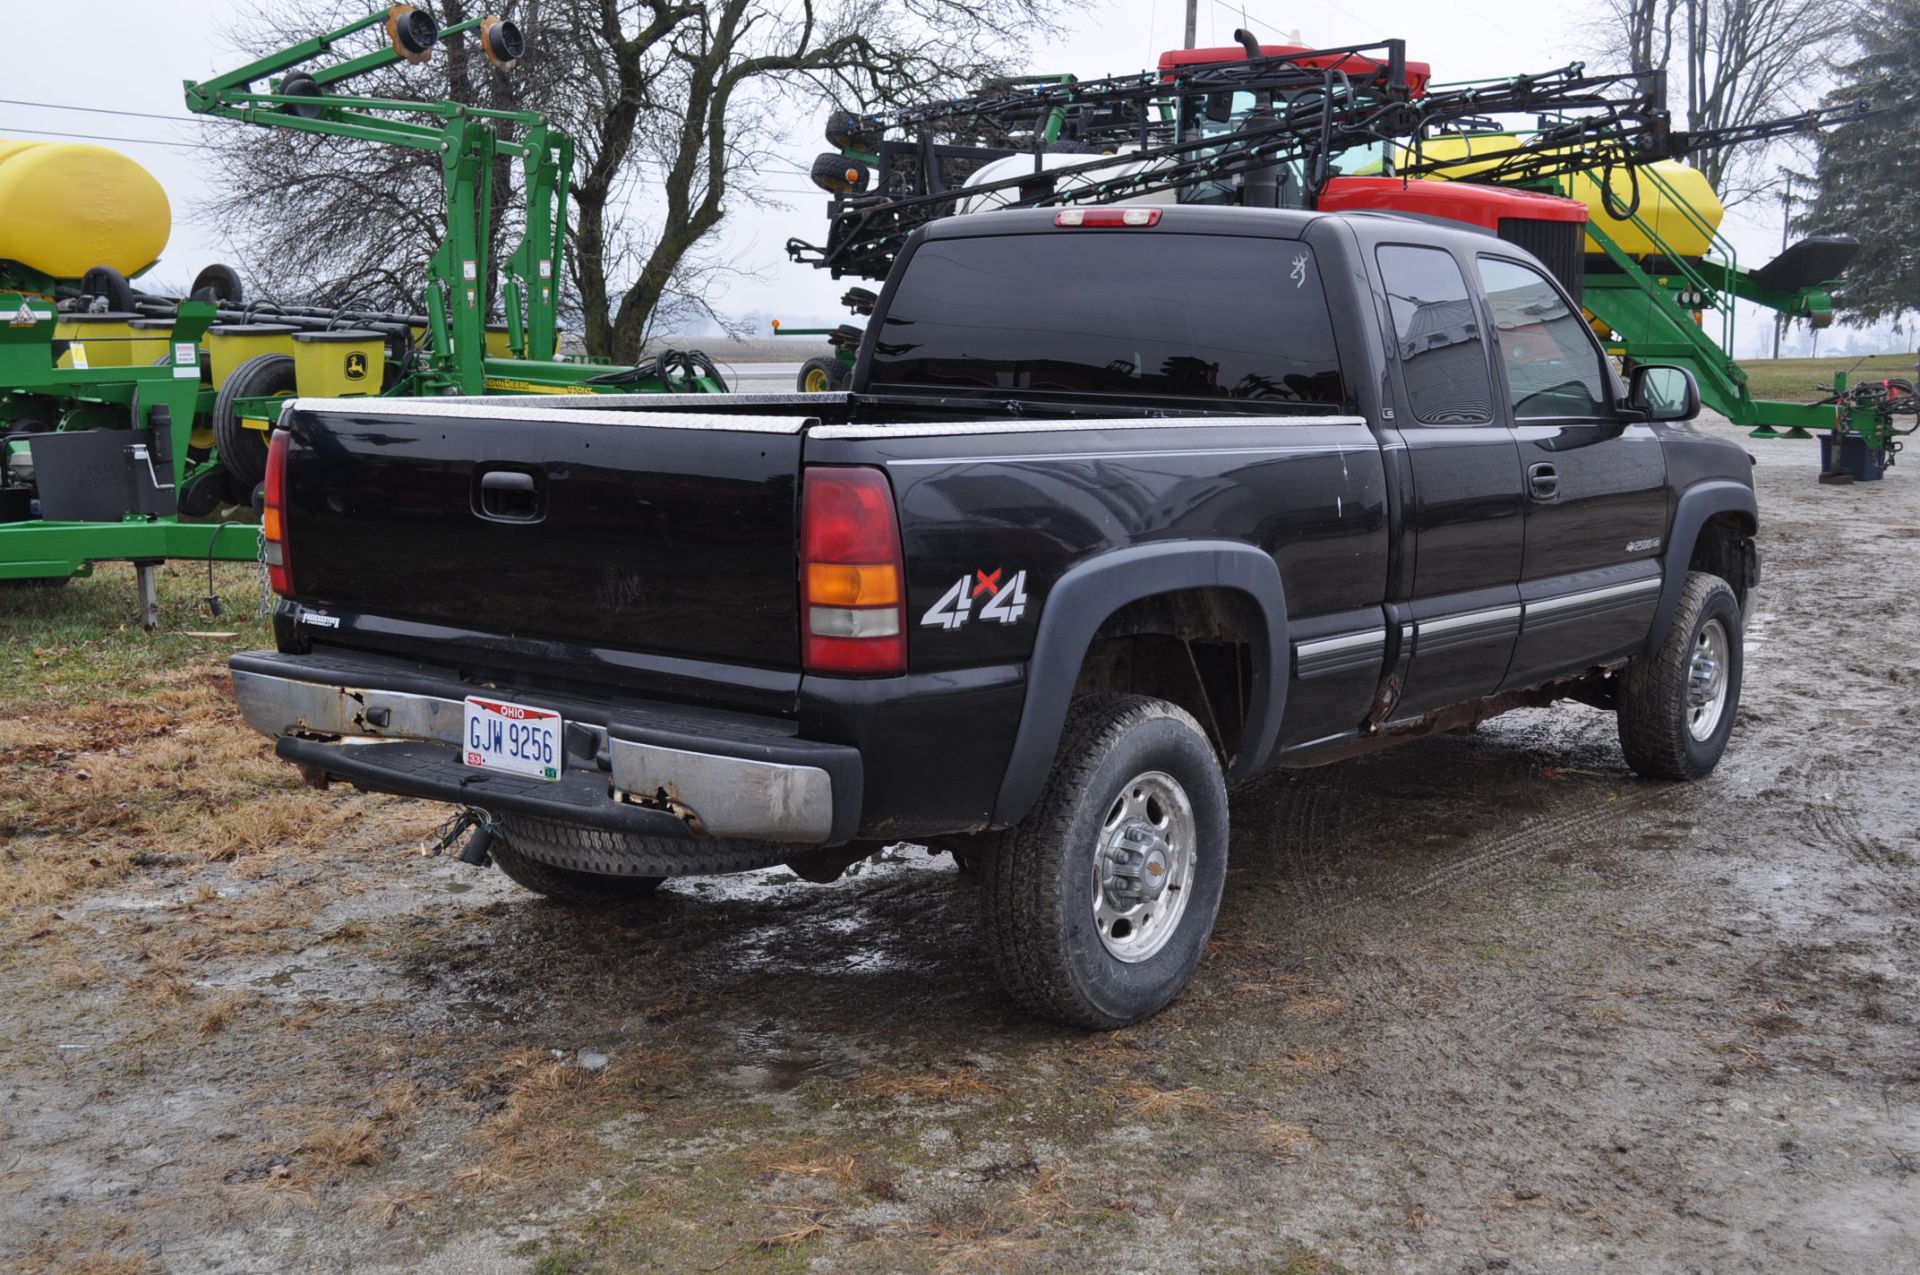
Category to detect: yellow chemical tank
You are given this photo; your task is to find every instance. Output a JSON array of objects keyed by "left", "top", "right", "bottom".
[
  {"left": 0, "top": 139, "right": 171, "bottom": 279},
  {"left": 1392, "top": 133, "right": 1724, "bottom": 258}
]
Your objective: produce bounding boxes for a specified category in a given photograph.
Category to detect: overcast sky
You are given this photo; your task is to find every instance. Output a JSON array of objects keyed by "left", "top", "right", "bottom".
[{"left": 2, "top": 1, "right": 1826, "bottom": 350}]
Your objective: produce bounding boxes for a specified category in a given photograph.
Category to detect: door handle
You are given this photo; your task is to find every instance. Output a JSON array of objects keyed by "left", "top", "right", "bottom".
[
  {"left": 1528, "top": 462, "right": 1560, "bottom": 500},
  {"left": 474, "top": 468, "right": 542, "bottom": 522}
]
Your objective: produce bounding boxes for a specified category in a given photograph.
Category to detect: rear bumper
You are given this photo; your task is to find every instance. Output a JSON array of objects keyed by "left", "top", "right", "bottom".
[{"left": 229, "top": 651, "right": 862, "bottom": 845}]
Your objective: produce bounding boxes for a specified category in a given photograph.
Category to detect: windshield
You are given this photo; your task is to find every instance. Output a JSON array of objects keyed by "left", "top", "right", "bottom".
[{"left": 868, "top": 232, "right": 1348, "bottom": 408}]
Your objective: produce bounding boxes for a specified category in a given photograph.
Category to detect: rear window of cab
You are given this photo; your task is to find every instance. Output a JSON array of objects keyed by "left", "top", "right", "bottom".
[{"left": 868, "top": 232, "right": 1349, "bottom": 409}]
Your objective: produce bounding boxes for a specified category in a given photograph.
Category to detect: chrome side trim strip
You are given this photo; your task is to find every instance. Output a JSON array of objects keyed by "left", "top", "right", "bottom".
[
  {"left": 809, "top": 414, "right": 1368, "bottom": 440},
  {"left": 1295, "top": 629, "right": 1387, "bottom": 659},
  {"left": 1417, "top": 605, "right": 1522, "bottom": 637},
  {"left": 1525, "top": 577, "right": 1660, "bottom": 617}
]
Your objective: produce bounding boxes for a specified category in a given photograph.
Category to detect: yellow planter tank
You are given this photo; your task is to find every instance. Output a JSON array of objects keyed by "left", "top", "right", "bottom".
[
  {"left": 0, "top": 139, "right": 171, "bottom": 279},
  {"left": 291, "top": 330, "right": 385, "bottom": 396},
  {"left": 126, "top": 318, "right": 176, "bottom": 365},
  {"left": 207, "top": 324, "right": 299, "bottom": 388},
  {"left": 53, "top": 312, "right": 141, "bottom": 368},
  {"left": 1393, "top": 133, "right": 1724, "bottom": 258}
]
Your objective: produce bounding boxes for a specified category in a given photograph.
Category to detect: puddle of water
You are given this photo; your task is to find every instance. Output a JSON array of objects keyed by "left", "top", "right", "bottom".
[
  {"left": 445, "top": 881, "right": 474, "bottom": 894},
  {"left": 447, "top": 998, "right": 512, "bottom": 1023}
]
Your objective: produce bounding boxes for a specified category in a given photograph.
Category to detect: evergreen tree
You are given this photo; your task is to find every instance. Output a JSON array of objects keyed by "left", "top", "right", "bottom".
[{"left": 1797, "top": 0, "right": 1920, "bottom": 324}]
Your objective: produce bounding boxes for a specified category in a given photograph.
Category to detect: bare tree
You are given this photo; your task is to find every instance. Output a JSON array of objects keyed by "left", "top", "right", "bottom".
[
  {"left": 197, "top": 0, "right": 1049, "bottom": 359},
  {"left": 1588, "top": 0, "right": 1856, "bottom": 205}
]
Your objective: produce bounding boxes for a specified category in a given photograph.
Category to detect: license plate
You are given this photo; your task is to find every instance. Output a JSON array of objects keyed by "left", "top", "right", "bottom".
[{"left": 463, "top": 696, "right": 562, "bottom": 781}]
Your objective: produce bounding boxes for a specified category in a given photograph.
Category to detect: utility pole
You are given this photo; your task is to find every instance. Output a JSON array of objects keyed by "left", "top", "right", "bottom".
[
  {"left": 1185, "top": 0, "right": 1198, "bottom": 48},
  {"left": 1772, "top": 171, "right": 1793, "bottom": 360}
]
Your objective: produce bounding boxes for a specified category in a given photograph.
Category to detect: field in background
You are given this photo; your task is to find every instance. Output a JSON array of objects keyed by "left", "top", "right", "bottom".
[
  {"left": 1735, "top": 352, "right": 1915, "bottom": 402},
  {"left": 642, "top": 335, "right": 828, "bottom": 364}
]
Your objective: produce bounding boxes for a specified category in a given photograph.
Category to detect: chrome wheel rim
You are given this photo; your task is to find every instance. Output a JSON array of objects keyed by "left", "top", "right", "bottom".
[
  {"left": 1091, "top": 770, "right": 1197, "bottom": 963},
  {"left": 1686, "top": 618, "right": 1731, "bottom": 741}
]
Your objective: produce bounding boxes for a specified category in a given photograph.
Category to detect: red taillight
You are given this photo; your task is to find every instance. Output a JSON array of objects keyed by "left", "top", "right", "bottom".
[
  {"left": 262, "top": 428, "right": 292, "bottom": 597},
  {"left": 800, "top": 466, "right": 905, "bottom": 675},
  {"left": 1054, "top": 207, "right": 1161, "bottom": 227}
]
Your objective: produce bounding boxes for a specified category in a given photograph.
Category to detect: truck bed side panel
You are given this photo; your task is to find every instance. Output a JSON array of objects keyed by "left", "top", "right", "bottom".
[{"left": 806, "top": 418, "right": 1390, "bottom": 748}]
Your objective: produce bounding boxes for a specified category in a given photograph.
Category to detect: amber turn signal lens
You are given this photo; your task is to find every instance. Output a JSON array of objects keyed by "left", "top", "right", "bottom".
[{"left": 807, "top": 562, "right": 899, "bottom": 607}]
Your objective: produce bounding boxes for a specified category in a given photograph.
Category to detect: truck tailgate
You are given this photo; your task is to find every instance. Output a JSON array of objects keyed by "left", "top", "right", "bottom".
[{"left": 279, "top": 399, "right": 807, "bottom": 667}]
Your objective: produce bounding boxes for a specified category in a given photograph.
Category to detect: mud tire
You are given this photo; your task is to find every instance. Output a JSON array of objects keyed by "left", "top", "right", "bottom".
[
  {"left": 980, "top": 694, "right": 1228, "bottom": 1030},
  {"left": 1618, "top": 571, "right": 1742, "bottom": 781},
  {"left": 494, "top": 813, "right": 794, "bottom": 888},
  {"left": 213, "top": 353, "right": 297, "bottom": 488},
  {"left": 796, "top": 356, "right": 844, "bottom": 393}
]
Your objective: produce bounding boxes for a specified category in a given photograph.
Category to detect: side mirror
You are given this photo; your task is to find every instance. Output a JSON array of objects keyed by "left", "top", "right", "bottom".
[{"left": 1628, "top": 363, "right": 1700, "bottom": 422}]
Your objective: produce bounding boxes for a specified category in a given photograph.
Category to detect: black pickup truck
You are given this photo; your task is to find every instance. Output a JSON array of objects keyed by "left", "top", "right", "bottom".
[{"left": 231, "top": 205, "right": 1758, "bottom": 1028}]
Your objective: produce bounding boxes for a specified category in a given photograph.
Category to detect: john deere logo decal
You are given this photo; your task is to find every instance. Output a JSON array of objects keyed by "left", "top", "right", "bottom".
[{"left": 344, "top": 352, "right": 368, "bottom": 381}]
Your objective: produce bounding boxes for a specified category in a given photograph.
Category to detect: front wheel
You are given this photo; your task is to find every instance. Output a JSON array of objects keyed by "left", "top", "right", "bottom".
[
  {"left": 1617, "top": 571, "right": 1743, "bottom": 780},
  {"left": 980, "top": 694, "right": 1228, "bottom": 1030}
]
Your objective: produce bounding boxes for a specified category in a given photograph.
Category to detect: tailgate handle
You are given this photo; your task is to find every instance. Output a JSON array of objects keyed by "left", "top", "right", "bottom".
[{"left": 475, "top": 468, "right": 543, "bottom": 523}]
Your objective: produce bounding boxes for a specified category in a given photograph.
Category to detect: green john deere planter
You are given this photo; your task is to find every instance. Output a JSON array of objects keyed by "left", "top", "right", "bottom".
[{"left": 2, "top": 5, "right": 724, "bottom": 614}]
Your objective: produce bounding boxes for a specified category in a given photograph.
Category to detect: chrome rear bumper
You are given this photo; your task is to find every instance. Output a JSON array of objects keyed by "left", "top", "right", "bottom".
[{"left": 229, "top": 660, "right": 854, "bottom": 845}]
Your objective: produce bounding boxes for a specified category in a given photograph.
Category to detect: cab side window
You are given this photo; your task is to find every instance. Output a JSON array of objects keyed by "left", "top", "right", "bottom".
[
  {"left": 1476, "top": 256, "right": 1612, "bottom": 420},
  {"left": 1375, "top": 245, "right": 1494, "bottom": 425}
]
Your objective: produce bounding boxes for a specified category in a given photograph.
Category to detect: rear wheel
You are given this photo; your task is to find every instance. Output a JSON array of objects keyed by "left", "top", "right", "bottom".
[
  {"left": 796, "top": 356, "right": 844, "bottom": 393},
  {"left": 980, "top": 694, "right": 1228, "bottom": 1029},
  {"left": 213, "top": 353, "right": 297, "bottom": 488},
  {"left": 1617, "top": 571, "right": 1743, "bottom": 780}
]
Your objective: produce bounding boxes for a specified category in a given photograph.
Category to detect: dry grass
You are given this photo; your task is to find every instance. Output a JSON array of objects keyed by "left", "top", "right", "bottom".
[
  {"left": 1104, "top": 1082, "right": 1224, "bottom": 1119},
  {"left": 359, "top": 1185, "right": 435, "bottom": 1228},
  {"left": 849, "top": 1069, "right": 1005, "bottom": 1103},
  {"left": 224, "top": 1173, "right": 318, "bottom": 1216},
  {"left": 916, "top": 1223, "right": 1048, "bottom": 1272},
  {"left": 298, "top": 1118, "right": 386, "bottom": 1174},
  {"left": 756, "top": 1210, "right": 829, "bottom": 1250},
  {"left": 39, "top": 1255, "right": 149, "bottom": 1275},
  {"left": 746, "top": 1139, "right": 859, "bottom": 1189},
  {"left": 467, "top": 1050, "right": 623, "bottom": 1183},
  {"left": 1259, "top": 1121, "right": 1323, "bottom": 1162},
  {"left": 1013, "top": 1162, "right": 1072, "bottom": 1222},
  {"left": 0, "top": 569, "right": 439, "bottom": 924},
  {"left": 196, "top": 990, "right": 253, "bottom": 1036}
]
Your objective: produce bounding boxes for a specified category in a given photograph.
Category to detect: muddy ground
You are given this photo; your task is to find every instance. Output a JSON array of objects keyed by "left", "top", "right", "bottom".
[{"left": 2, "top": 417, "right": 1916, "bottom": 1274}]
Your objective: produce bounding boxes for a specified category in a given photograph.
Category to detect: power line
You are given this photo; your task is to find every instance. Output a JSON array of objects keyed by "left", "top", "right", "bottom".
[
  {"left": 0, "top": 97, "right": 184, "bottom": 123},
  {"left": 0, "top": 123, "right": 203, "bottom": 150}
]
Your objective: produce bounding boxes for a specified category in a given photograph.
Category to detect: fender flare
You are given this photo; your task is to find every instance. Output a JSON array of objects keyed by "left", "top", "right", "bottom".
[
  {"left": 991, "top": 540, "right": 1289, "bottom": 826},
  {"left": 1645, "top": 479, "right": 1757, "bottom": 657}
]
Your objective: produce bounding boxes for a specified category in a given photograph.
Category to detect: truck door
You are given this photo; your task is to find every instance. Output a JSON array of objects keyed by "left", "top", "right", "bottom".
[
  {"left": 1374, "top": 243, "right": 1526, "bottom": 720},
  {"left": 1472, "top": 254, "right": 1669, "bottom": 689}
]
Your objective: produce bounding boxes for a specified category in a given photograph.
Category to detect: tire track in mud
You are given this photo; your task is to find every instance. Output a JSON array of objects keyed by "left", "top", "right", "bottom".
[
  {"left": 1795, "top": 757, "right": 1909, "bottom": 901},
  {"left": 1393, "top": 784, "right": 1667, "bottom": 903},
  {"left": 1243, "top": 759, "right": 1671, "bottom": 924}
]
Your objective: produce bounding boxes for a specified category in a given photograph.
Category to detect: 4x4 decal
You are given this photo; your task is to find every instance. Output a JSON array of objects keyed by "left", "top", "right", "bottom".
[{"left": 922, "top": 569, "right": 1029, "bottom": 629}]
